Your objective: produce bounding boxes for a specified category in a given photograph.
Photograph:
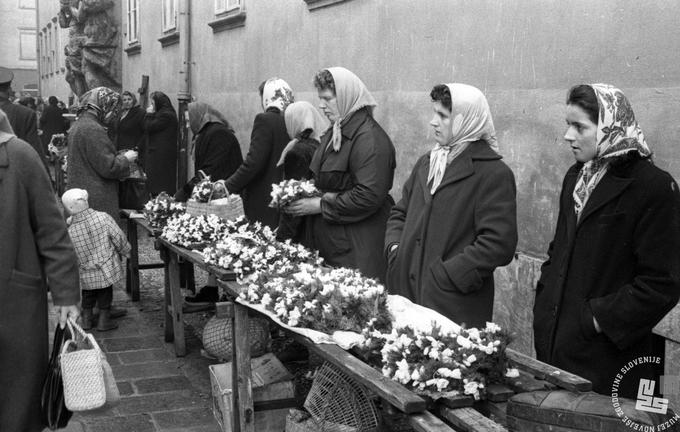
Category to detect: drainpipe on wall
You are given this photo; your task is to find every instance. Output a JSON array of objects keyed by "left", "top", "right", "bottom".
[{"left": 177, "top": 0, "right": 191, "bottom": 189}]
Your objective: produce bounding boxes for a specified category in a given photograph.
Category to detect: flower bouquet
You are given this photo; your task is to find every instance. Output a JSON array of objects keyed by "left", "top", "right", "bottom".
[
  {"left": 187, "top": 178, "right": 244, "bottom": 220},
  {"left": 355, "top": 321, "right": 514, "bottom": 401},
  {"left": 160, "top": 213, "right": 228, "bottom": 250},
  {"left": 269, "top": 179, "right": 321, "bottom": 209},
  {"left": 143, "top": 192, "right": 185, "bottom": 229}
]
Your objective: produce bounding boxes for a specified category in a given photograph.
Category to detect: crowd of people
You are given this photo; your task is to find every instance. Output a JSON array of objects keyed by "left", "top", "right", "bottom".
[{"left": 1, "top": 62, "right": 679, "bottom": 431}]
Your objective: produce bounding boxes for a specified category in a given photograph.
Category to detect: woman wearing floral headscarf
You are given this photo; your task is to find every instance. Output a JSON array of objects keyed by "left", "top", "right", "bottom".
[
  {"left": 534, "top": 84, "right": 680, "bottom": 397},
  {"left": 225, "top": 77, "right": 293, "bottom": 229},
  {"left": 384, "top": 83, "right": 517, "bottom": 328},
  {"left": 67, "top": 87, "right": 138, "bottom": 220},
  {"left": 285, "top": 67, "right": 396, "bottom": 281}
]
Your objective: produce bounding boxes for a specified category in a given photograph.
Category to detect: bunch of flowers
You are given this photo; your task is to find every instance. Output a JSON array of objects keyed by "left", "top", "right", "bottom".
[
  {"left": 160, "top": 213, "right": 227, "bottom": 249},
  {"left": 143, "top": 192, "right": 186, "bottom": 228},
  {"left": 191, "top": 178, "right": 228, "bottom": 203},
  {"left": 355, "top": 322, "right": 514, "bottom": 400},
  {"left": 239, "top": 264, "right": 391, "bottom": 334},
  {"left": 203, "top": 220, "right": 323, "bottom": 281},
  {"left": 269, "top": 179, "right": 321, "bottom": 209}
]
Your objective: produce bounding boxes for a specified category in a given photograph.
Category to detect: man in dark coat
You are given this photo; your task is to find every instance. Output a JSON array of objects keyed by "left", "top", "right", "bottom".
[
  {"left": 225, "top": 78, "right": 293, "bottom": 229},
  {"left": 40, "top": 95, "right": 69, "bottom": 153},
  {"left": 534, "top": 84, "right": 680, "bottom": 398},
  {"left": 385, "top": 84, "right": 517, "bottom": 328},
  {"left": 0, "top": 109, "right": 80, "bottom": 432},
  {"left": 0, "top": 67, "right": 46, "bottom": 165}
]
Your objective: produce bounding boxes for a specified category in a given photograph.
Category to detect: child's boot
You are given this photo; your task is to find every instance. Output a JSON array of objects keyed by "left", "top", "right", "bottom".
[
  {"left": 81, "top": 308, "right": 94, "bottom": 330},
  {"left": 96, "top": 309, "right": 118, "bottom": 332}
]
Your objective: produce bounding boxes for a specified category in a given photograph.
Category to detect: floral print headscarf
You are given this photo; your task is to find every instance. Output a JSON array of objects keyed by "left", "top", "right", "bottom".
[
  {"left": 77, "top": 86, "right": 121, "bottom": 127},
  {"left": 262, "top": 78, "right": 294, "bottom": 112},
  {"left": 572, "top": 84, "right": 651, "bottom": 218}
]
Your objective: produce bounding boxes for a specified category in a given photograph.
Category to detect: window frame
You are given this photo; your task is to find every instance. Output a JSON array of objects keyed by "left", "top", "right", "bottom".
[
  {"left": 161, "top": 0, "right": 178, "bottom": 33},
  {"left": 214, "top": 0, "right": 241, "bottom": 15},
  {"left": 127, "top": 0, "right": 140, "bottom": 44}
]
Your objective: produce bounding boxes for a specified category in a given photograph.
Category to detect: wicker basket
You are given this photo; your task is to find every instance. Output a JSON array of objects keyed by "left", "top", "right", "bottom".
[
  {"left": 186, "top": 195, "right": 244, "bottom": 220},
  {"left": 60, "top": 321, "right": 107, "bottom": 411},
  {"left": 202, "top": 314, "right": 270, "bottom": 360},
  {"left": 304, "top": 363, "right": 380, "bottom": 432}
]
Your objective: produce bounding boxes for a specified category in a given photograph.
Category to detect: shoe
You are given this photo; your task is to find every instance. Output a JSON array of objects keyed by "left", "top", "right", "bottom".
[
  {"left": 109, "top": 306, "right": 128, "bottom": 319},
  {"left": 184, "top": 286, "right": 218, "bottom": 305},
  {"left": 96, "top": 309, "right": 119, "bottom": 332},
  {"left": 81, "top": 308, "right": 94, "bottom": 330}
]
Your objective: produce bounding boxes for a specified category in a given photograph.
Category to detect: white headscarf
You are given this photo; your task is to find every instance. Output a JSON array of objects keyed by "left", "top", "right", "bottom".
[
  {"left": 326, "top": 67, "right": 377, "bottom": 151},
  {"left": 262, "top": 78, "right": 294, "bottom": 112},
  {"left": 0, "top": 108, "right": 15, "bottom": 144},
  {"left": 277, "top": 101, "right": 329, "bottom": 166},
  {"left": 427, "top": 83, "right": 498, "bottom": 194}
]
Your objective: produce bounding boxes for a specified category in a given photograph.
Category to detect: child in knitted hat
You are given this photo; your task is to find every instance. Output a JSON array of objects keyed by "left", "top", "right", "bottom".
[{"left": 62, "top": 188, "right": 131, "bottom": 331}]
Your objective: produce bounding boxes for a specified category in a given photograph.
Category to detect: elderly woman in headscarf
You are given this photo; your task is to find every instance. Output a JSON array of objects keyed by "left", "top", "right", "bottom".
[
  {"left": 384, "top": 83, "right": 517, "bottom": 328},
  {"left": 285, "top": 67, "right": 396, "bottom": 281},
  {"left": 115, "top": 90, "right": 145, "bottom": 151},
  {"left": 275, "top": 100, "right": 328, "bottom": 242},
  {"left": 143, "top": 91, "right": 178, "bottom": 195},
  {"left": 67, "top": 87, "right": 138, "bottom": 221},
  {"left": 0, "top": 108, "right": 80, "bottom": 432},
  {"left": 534, "top": 84, "right": 680, "bottom": 397},
  {"left": 225, "top": 77, "right": 293, "bottom": 229}
]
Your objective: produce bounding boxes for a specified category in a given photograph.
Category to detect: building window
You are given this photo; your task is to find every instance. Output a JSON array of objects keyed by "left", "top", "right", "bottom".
[
  {"left": 215, "top": 0, "right": 241, "bottom": 14},
  {"left": 209, "top": 0, "right": 246, "bottom": 33},
  {"left": 162, "top": 0, "right": 177, "bottom": 33},
  {"left": 19, "top": 0, "right": 35, "bottom": 10},
  {"left": 47, "top": 25, "right": 53, "bottom": 74},
  {"left": 127, "top": 0, "right": 139, "bottom": 44},
  {"left": 18, "top": 28, "right": 36, "bottom": 61}
]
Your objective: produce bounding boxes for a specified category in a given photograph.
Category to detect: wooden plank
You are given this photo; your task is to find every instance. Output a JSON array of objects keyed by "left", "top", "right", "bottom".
[
  {"left": 486, "top": 384, "right": 514, "bottom": 402},
  {"left": 506, "top": 348, "right": 592, "bottom": 392},
  {"left": 127, "top": 218, "right": 140, "bottom": 301},
  {"left": 506, "top": 370, "right": 549, "bottom": 393},
  {"left": 408, "top": 410, "right": 458, "bottom": 432},
  {"left": 167, "top": 251, "right": 186, "bottom": 356},
  {"left": 437, "top": 406, "right": 508, "bottom": 432},
  {"left": 161, "top": 247, "right": 173, "bottom": 344},
  {"left": 232, "top": 303, "right": 254, "bottom": 432},
  {"left": 437, "top": 394, "right": 474, "bottom": 409},
  {"left": 159, "top": 239, "right": 236, "bottom": 281}
]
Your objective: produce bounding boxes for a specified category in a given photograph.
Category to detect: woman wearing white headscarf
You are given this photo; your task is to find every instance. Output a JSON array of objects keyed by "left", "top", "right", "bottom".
[
  {"left": 534, "top": 84, "right": 680, "bottom": 397},
  {"left": 225, "top": 77, "right": 293, "bottom": 229},
  {"left": 286, "top": 67, "right": 396, "bottom": 281},
  {"left": 384, "top": 83, "right": 517, "bottom": 328}
]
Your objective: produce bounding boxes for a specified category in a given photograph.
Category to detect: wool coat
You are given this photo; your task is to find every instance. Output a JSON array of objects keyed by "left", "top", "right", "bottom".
[
  {"left": 194, "top": 122, "right": 243, "bottom": 182},
  {"left": 143, "top": 105, "right": 178, "bottom": 195},
  {"left": 67, "top": 112, "right": 131, "bottom": 220},
  {"left": 225, "top": 107, "right": 288, "bottom": 229},
  {"left": 39, "top": 103, "right": 69, "bottom": 151},
  {"left": 385, "top": 141, "right": 517, "bottom": 328},
  {"left": 0, "top": 97, "right": 45, "bottom": 162},
  {"left": 306, "top": 107, "right": 396, "bottom": 281},
  {"left": 115, "top": 105, "right": 145, "bottom": 151},
  {"left": 534, "top": 156, "right": 680, "bottom": 397},
  {"left": 0, "top": 137, "right": 80, "bottom": 432}
]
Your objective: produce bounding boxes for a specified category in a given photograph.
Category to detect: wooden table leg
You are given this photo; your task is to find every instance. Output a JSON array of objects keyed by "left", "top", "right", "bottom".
[
  {"left": 167, "top": 251, "right": 186, "bottom": 356},
  {"left": 127, "top": 218, "right": 140, "bottom": 301},
  {"left": 161, "top": 246, "right": 173, "bottom": 344},
  {"left": 231, "top": 303, "right": 254, "bottom": 432}
]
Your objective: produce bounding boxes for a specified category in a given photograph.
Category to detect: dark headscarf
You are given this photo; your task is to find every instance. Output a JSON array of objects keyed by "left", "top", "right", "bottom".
[
  {"left": 77, "top": 86, "right": 121, "bottom": 127},
  {"left": 150, "top": 91, "right": 176, "bottom": 115},
  {"left": 187, "top": 101, "right": 233, "bottom": 135}
]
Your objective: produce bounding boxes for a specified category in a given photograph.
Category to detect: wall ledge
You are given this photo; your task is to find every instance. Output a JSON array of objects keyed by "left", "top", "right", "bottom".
[
  {"left": 124, "top": 44, "right": 141, "bottom": 56},
  {"left": 208, "top": 11, "right": 246, "bottom": 33},
  {"left": 158, "top": 31, "right": 179, "bottom": 47},
  {"left": 303, "top": 0, "right": 350, "bottom": 11}
]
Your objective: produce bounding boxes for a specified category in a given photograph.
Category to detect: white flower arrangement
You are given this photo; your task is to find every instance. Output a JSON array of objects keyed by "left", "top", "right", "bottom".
[
  {"left": 269, "top": 179, "right": 321, "bottom": 209},
  {"left": 144, "top": 193, "right": 186, "bottom": 228},
  {"left": 160, "top": 213, "right": 227, "bottom": 249}
]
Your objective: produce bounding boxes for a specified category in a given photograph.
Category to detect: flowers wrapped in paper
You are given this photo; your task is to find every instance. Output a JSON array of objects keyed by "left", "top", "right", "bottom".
[
  {"left": 269, "top": 179, "right": 321, "bottom": 209},
  {"left": 143, "top": 192, "right": 185, "bottom": 228}
]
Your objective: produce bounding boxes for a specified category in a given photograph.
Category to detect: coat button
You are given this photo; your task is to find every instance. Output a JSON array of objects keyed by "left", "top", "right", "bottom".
[
  {"left": 552, "top": 306, "right": 558, "bottom": 317},
  {"left": 409, "top": 274, "right": 416, "bottom": 281}
]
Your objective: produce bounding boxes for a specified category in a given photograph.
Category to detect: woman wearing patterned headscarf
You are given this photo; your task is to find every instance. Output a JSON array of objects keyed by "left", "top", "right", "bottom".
[
  {"left": 67, "top": 87, "right": 138, "bottom": 221},
  {"left": 385, "top": 83, "right": 517, "bottom": 328},
  {"left": 225, "top": 77, "right": 293, "bottom": 229},
  {"left": 534, "top": 84, "right": 680, "bottom": 397},
  {"left": 285, "top": 67, "right": 396, "bottom": 281},
  {"left": 143, "top": 91, "right": 178, "bottom": 195}
]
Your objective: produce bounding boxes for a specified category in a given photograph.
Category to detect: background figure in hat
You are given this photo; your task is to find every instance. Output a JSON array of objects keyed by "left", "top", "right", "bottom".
[
  {"left": 62, "top": 188, "right": 131, "bottom": 331},
  {"left": 0, "top": 67, "right": 47, "bottom": 167},
  {"left": 0, "top": 108, "right": 80, "bottom": 432}
]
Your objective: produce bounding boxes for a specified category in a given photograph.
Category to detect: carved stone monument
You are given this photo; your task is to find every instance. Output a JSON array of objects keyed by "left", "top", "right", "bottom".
[{"left": 58, "top": 0, "right": 121, "bottom": 97}]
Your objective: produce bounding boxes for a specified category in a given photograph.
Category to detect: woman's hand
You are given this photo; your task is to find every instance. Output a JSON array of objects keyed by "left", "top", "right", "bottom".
[{"left": 285, "top": 197, "right": 322, "bottom": 217}]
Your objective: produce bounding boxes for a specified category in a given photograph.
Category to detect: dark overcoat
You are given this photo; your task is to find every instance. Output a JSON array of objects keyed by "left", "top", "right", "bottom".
[
  {"left": 194, "top": 122, "right": 243, "bottom": 181},
  {"left": 0, "top": 137, "right": 80, "bottom": 432},
  {"left": 306, "top": 107, "right": 396, "bottom": 281},
  {"left": 385, "top": 141, "right": 517, "bottom": 328},
  {"left": 0, "top": 97, "right": 45, "bottom": 162},
  {"left": 225, "top": 107, "right": 288, "bottom": 229},
  {"left": 66, "top": 113, "right": 131, "bottom": 220},
  {"left": 115, "top": 105, "right": 145, "bottom": 151},
  {"left": 39, "top": 103, "right": 68, "bottom": 151},
  {"left": 143, "top": 103, "right": 178, "bottom": 195},
  {"left": 534, "top": 156, "right": 680, "bottom": 397}
]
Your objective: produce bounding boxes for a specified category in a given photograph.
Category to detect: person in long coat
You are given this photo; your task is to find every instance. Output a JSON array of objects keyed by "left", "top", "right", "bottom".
[
  {"left": 115, "top": 91, "right": 145, "bottom": 151},
  {"left": 225, "top": 78, "right": 293, "bottom": 228},
  {"left": 384, "top": 84, "right": 517, "bottom": 328},
  {"left": 0, "top": 109, "right": 80, "bottom": 432},
  {"left": 286, "top": 67, "right": 396, "bottom": 281},
  {"left": 67, "top": 87, "right": 138, "bottom": 221},
  {"left": 143, "top": 91, "right": 178, "bottom": 195},
  {"left": 40, "top": 95, "right": 69, "bottom": 153},
  {"left": 534, "top": 84, "right": 680, "bottom": 398}
]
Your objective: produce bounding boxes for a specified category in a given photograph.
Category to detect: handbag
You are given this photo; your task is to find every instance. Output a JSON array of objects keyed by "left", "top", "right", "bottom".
[
  {"left": 41, "top": 324, "right": 74, "bottom": 430},
  {"left": 119, "top": 177, "right": 149, "bottom": 210}
]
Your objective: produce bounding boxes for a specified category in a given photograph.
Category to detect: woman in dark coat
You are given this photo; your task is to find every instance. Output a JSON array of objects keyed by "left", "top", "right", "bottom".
[
  {"left": 225, "top": 78, "right": 293, "bottom": 228},
  {"left": 67, "top": 87, "right": 137, "bottom": 221},
  {"left": 384, "top": 83, "right": 517, "bottom": 329},
  {"left": 143, "top": 91, "right": 178, "bottom": 195},
  {"left": 286, "top": 67, "right": 396, "bottom": 281},
  {"left": 115, "top": 91, "right": 145, "bottom": 151},
  {"left": 0, "top": 109, "right": 80, "bottom": 432},
  {"left": 534, "top": 84, "right": 680, "bottom": 398},
  {"left": 39, "top": 95, "right": 68, "bottom": 152},
  {"left": 276, "top": 100, "right": 327, "bottom": 242}
]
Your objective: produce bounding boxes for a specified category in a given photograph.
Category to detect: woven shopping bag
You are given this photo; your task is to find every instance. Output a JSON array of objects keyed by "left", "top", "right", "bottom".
[
  {"left": 60, "top": 318, "right": 118, "bottom": 411},
  {"left": 186, "top": 180, "right": 244, "bottom": 221}
]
